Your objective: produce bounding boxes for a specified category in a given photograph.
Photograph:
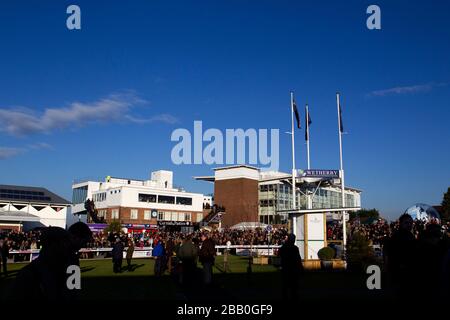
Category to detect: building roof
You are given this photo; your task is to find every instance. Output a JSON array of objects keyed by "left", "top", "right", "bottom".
[
  {"left": 0, "top": 185, "right": 70, "bottom": 205},
  {"left": 213, "top": 165, "right": 259, "bottom": 171},
  {"left": 0, "top": 210, "right": 41, "bottom": 222}
]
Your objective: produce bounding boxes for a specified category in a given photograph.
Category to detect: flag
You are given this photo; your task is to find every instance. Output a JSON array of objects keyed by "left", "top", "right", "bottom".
[
  {"left": 338, "top": 102, "right": 344, "bottom": 133},
  {"left": 305, "top": 106, "right": 312, "bottom": 141},
  {"left": 293, "top": 99, "right": 300, "bottom": 129}
]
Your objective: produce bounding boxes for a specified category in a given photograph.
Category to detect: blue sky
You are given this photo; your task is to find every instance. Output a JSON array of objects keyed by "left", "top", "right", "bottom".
[{"left": 0, "top": 0, "right": 449, "bottom": 220}]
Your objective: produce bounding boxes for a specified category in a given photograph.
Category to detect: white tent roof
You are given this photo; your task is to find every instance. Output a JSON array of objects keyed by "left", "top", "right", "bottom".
[
  {"left": 230, "top": 222, "right": 269, "bottom": 230},
  {"left": 0, "top": 210, "right": 40, "bottom": 222}
]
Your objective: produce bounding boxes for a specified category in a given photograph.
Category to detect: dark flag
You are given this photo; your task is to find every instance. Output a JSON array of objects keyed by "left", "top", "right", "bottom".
[
  {"left": 305, "top": 106, "right": 312, "bottom": 141},
  {"left": 293, "top": 100, "right": 301, "bottom": 129},
  {"left": 338, "top": 102, "right": 344, "bottom": 133}
]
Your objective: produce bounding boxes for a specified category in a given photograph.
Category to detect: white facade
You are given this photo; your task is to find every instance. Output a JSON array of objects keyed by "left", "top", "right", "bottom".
[{"left": 71, "top": 170, "right": 206, "bottom": 223}]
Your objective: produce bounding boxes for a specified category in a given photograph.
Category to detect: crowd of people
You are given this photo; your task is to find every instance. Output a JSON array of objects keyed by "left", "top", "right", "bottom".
[
  {"left": 327, "top": 218, "right": 450, "bottom": 246},
  {"left": 2, "top": 219, "right": 449, "bottom": 255}
]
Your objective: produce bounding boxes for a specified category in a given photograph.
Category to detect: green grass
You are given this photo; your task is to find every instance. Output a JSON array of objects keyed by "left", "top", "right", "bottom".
[{"left": 0, "top": 256, "right": 389, "bottom": 301}]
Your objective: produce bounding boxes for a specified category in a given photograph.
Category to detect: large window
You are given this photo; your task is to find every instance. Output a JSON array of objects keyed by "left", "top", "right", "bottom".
[
  {"left": 130, "top": 209, "right": 138, "bottom": 220},
  {"left": 176, "top": 197, "right": 192, "bottom": 205},
  {"left": 138, "top": 193, "right": 156, "bottom": 203},
  {"left": 158, "top": 195, "right": 175, "bottom": 204},
  {"left": 111, "top": 209, "right": 119, "bottom": 220},
  {"left": 72, "top": 186, "right": 88, "bottom": 204}
]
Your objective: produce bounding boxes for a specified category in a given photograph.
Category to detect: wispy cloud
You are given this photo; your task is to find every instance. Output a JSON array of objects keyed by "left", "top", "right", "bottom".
[
  {"left": 0, "top": 92, "right": 179, "bottom": 137},
  {"left": 28, "top": 142, "right": 53, "bottom": 150},
  {"left": 0, "top": 147, "right": 24, "bottom": 159},
  {"left": 368, "top": 82, "right": 448, "bottom": 97},
  {"left": 125, "top": 114, "right": 179, "bottom": 124}
]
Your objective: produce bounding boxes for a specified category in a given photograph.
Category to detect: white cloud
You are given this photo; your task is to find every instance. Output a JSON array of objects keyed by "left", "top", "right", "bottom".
[
  {"left": 369, "top": 82, "right": 448, "bottom": 97},
  {"left": 0, "top": 92, "right": 179, "bottom": 137}
]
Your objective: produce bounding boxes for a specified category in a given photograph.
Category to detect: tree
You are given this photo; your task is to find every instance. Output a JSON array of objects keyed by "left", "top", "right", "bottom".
[
  {"left": 350, "top": 208, "right": 380, "bottom": 221},
  {"left": 104, "top": 221, "right": 122, "bottom": 234},
  {"left": 441, "top": 187, "right": 450, "bottom": 223}
]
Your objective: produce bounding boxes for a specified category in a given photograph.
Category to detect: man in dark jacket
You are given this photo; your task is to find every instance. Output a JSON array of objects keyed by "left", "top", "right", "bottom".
[
  {"left": 1, "top": 238, "right": 9, "bottom": 276},
  {"left": 177, "top": 235, "right": 198, "bottom": 287},
  {"left": 199, "top": 233, "right": 216, "bottom": 285},
  {"left": 278, "top": 233, "right": 303, "bottom": 300},
  {"left": 112, "top": 238, "right": 124, "bottom": 273},
  {"left": 384, "top": 213, "right": 417, "bottom": 297}
]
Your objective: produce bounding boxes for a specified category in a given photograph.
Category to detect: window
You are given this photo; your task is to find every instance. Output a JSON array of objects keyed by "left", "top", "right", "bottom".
[
  {"left": 130, "top": 209, "right": 138, "bottom": 220},
  {"left": 164, "top": 212, "right": 171, "bottom": 221},
  {"left": 111, "top": 209, "right": 119, "bottom": 219},
  {"left": 72, "top": 186, "right": 88, "bottom": 204},
  {"left": 171, "top": 212, "right": 178, "bottom": 221},
  {"left": 176, "top": 197, "right": 192, "bottom": 205},
  {"left": 158, "top": 195, "right": 175, "bottom": 204},
  {"left": 93, "top": 192, "right": 106, "bottom": 202},
  {"left": 144, "top": 210, "right": 151, "bottom": 220},
  {"left": 196, "top": 213, "right": 203, "bottom": 222},
  {"left": 158, "top": 211, "right": 164, "bottom": 221},
  {"left": 138, "top": 193, "right": 157, "bottom": 203},
  {"left": 98, "top": 210, "right": 106, "bottom": 218},
  {"left": 184, "top": 213, "right": 191, "bottom": 221}
]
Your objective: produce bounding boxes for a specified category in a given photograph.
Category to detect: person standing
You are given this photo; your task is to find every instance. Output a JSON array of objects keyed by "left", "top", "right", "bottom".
[
  {"left": 177, "top": 235, "right": 198, "bottom": 287},
  {"left": 165, "top": 237, "right": 175, "bottom": 274},
  {"left": 199, "top": 233, "right": 216, "bottom": 286},
  {"left": 111, "top": 238, "right": 124, "bottom": 273},
  {"left": 126, "top": 240, "right": 135, "bottom": 271},
  {"left": 152, "top": 240, "right": 166, "bottom": 276},
  {"left": 1, "top": 237, "right": 9, "bottom": 276},
  {"left": 278, "top": 233, "right": 303, "bottom": 300},
  {"left": 384, "top": 213, "right": 418, "bottom": 297}
]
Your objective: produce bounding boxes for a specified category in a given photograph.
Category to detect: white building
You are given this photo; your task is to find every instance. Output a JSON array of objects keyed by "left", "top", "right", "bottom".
[
  {"left": 0, "top": 185, "right": 70, "bottom": 232},
  {"left": 71, "top": 170, "right": 208, "bottom": 231}
]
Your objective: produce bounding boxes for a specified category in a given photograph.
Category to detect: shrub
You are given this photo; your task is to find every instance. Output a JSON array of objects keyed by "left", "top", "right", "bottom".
[
  {"left": 318, "top": 246, "right": 335, "bottom": 260},
  {"left": 346, "top": 231, "right": 376, "bottom": 272}
]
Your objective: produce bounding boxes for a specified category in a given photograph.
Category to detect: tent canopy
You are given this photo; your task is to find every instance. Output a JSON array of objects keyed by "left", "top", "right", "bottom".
[{"left": 230, "top": 222, "right": 269, "bottom": 230}]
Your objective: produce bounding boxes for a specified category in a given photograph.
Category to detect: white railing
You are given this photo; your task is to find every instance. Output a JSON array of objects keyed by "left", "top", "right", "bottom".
[{"left": 8, "top": 245, "right": 282, "bottom": 262}]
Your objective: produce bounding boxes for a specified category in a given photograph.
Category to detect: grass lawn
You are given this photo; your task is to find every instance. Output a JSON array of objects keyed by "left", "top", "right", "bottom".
[{"left": 0, "top": 255, "right": 390, "bottom": 301}]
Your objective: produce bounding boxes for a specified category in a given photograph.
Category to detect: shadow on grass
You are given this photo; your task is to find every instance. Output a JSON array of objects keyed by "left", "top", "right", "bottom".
[
  {"left": 80, "top": 266, "right": 96, "bottom": 273},
  {"left": 0, "top": 262, "right": 392, "bottom": 302},
  {"left": 122, "top": 264, "right": 145, "bottom": 272}
]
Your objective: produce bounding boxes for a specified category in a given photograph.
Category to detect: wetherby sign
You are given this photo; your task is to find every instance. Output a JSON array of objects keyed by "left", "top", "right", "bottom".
[{"left": 300, "top": 169, "right": 340, "bottom": 178}]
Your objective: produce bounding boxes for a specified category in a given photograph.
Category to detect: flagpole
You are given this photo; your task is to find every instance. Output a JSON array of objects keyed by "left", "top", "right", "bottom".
[
  {"left": 336, "top": 92, "right": 347, "bottom": 250},
  {"left": 306, "top": 104, "right": 310, "bottom": 170},
  {"left": 290, "top": 92, "right": 297, "bottom": 234}
]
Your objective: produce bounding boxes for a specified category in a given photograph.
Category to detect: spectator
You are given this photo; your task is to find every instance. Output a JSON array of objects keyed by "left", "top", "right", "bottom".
[
  {"left": 126, "top": 239, "right": 135, "bottom": 271},
  {"left": 278, "top": 233, "right": 303, "bottom": 300},
  {"left": 111, "top": 238, "right": 124, "bottom": 273},
  {"left": 152, "top": 240, "right": 165, "bottom": 276},
  {"left": 198, "top": 232, "right": 216, "bottom": 286}
]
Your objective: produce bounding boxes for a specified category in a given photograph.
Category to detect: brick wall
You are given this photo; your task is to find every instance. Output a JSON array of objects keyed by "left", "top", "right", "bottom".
[{"left": 214, "top": 178, "right": 259, "bottom": 227}]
